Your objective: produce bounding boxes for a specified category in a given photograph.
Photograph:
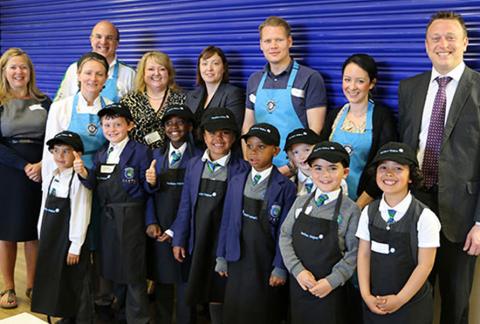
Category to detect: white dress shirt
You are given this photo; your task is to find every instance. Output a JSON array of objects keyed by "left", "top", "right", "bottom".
[
  {"left": 417, "top": 62, "right": 465, "bottom": 167},
  {"left": 38, "top": 167, "right": 92, "bottom": 255},
  {"left": 106, "top": 136, "right": 129, "bottom": 164}
]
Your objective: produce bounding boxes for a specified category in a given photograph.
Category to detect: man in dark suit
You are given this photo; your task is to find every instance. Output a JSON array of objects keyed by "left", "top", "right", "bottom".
[{"left": 398, "top": 11, "right": 480, "bottom": 324}]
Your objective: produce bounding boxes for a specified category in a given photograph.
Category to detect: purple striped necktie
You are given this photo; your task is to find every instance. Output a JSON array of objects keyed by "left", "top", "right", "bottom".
[{"left": 422, "top": 76, "right": 452, "bottom": 188}]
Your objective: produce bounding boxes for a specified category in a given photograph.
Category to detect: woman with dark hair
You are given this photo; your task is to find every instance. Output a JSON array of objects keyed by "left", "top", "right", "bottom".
[
  {"left": 320, "top": 54, "right": 397, "bottom": 209},
  {"left": 121, "top": 51, "right": 185, "bottom": 149},
  {"left": 0, "top": 48, "right": 51, "bottom": 308},
  {"left": 186, "top": 46, "right": 245, "bottom": 144}
]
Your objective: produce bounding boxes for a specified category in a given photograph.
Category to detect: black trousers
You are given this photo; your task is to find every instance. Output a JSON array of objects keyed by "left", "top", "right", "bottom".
[{"left": 415, "top": 187, "right": 477, "bottom": 324}]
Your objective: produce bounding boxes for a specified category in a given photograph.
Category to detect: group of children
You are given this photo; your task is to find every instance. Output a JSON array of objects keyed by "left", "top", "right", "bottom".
[{"left": 31, "top": 101, "right": 440, "bottom": 324}]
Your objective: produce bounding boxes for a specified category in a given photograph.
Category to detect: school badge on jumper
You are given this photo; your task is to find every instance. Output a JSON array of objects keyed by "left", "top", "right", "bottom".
[
  {"left": 266, "top": 99, "right": 276, "bottom": 113},
  {"left": 87, "top": 123, "right": 98, "bottom": 136},
  {"left": 124, "top": 167, "right": 135, "bottom": 180},
  {"left": 337, "top": 214, "right": 343, "bottom": 225}
]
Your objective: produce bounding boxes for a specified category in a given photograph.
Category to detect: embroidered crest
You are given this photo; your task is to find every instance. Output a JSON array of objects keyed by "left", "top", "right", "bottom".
[
  {"left": 124, "top": 167, "right": 135, "bottom": 180},
  {"left": 270, "top": 204, "right": 281, "bottom": 218},
  {"left": 266, "top": 99, "right": 276, "bottom": 113},
  {"left": 87, "top": 123, "right": 98, "bottom": 136}
]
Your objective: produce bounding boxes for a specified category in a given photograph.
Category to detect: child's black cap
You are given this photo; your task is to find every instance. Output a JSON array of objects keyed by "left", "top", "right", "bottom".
[
  {"left": 306, "top": 141, "right": 350, "bottom": 166},
  {"left": 371, "top": 142, "right": 418, "bottom": 167},
  {"left": 241, "top": 123, "right": 280, "bottom": 146},
  {"left": 284, "top": 128, "right": 319, "bottom": 152},
  {"left": 161, "top": 104, "right": 194, "bottom": 124},
  {"left": 200, "top": 107, "right": 238, "bottom": 134},
  {"left": 97, "top": 103, "right": 133, "bottom": 121},
  {"left": 47, "top": 130, "right": 84, "bottom": 153}
]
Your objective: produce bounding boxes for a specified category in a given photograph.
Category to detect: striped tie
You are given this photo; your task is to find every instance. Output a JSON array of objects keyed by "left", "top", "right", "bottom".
[
  {"left": 207, "top": 160, "right": 220, "bottom": 173},
  {"left": 387, "top": 209, "right": 396, "bottom": 224},
  {"left": 170, "top": 151, "right": 182, "bottom": 167},
  {"left": 252, "top": 174, "right": 261, "bottom": 186},
  {"left": 315, "top": 194, "right": 329, "bottom": 207}
]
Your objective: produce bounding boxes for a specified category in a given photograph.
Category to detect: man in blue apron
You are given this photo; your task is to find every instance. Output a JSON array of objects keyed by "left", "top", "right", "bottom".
[
  {"left": 242, "top": 16, "right": 327, "bottom": 170},
  {"left": 54, "top": 20, "right": 136, "bottom": 102}
]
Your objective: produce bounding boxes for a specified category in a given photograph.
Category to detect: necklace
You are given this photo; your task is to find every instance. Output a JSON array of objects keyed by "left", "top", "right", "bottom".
[{"left": 147, "top": 93, "right": 164, "bottom": 100}]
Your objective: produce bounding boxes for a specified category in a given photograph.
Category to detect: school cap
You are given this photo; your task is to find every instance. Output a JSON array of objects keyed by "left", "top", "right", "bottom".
[
  {"left": 241, "top": 123, "right": 280, "bottom": 146},
  {"left": 371, "top": 142, "right": 418, "bottom": 167},
  {"left": 47, "top": 130, "right": 84, "bottom": 153},
  {"left": 200, "top": 107, "right": 238, "bottom": 134},
  {"left": 284, "top": 128, "right": 319, "bottom": 152},
  {"left": 306, "top": 141, "right": 350, "bottom": 167},
  {"left": 97, "top": 103, "right": 133, "bottom": 121},
  {"left": 161, "top": 104, "right": 194, "bottom": 124}
]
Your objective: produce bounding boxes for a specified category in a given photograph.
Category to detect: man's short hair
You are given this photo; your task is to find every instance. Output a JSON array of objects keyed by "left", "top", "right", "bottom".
[
  {"left": 259, "top": 16, "right": 291, "bottom": 38},
  {"left": 426, "top": 11, "right": 468, "bottom": 37}
]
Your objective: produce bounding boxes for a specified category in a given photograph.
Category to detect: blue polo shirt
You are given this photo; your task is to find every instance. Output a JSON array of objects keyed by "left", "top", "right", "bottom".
[{"left": 246, "top": 60, "right": 327, "bottom": 127}]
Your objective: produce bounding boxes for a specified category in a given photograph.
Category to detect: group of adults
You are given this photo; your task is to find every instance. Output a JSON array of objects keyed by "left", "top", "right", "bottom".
[{"left": 0, "top": 11, "right": 478, "bottom": 324}]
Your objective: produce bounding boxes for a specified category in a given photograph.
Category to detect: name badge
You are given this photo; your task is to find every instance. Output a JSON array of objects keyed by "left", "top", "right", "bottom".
[
  {"left": 371, "top": 240, "right": 390, "bottom": 254},
  {"left": 144, "top": 131, "right": 161, "bottom": 145},
  {"left": 28, "top": 104, "right": 45, "bottom": 111},
  {"left": 100, "top": 164, "right": 115, "bottom": 174},
  {"left": 291, "top": 88, "right": 305, "bottom": 98}
]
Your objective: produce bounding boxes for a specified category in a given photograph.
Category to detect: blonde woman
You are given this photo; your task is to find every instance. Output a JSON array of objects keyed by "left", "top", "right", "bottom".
[
  {"left": 0, "top": 48, "right": 51, "bottom": 308},
  {"left": 121, "top": 51, "right": 185, "bottom": 149}
]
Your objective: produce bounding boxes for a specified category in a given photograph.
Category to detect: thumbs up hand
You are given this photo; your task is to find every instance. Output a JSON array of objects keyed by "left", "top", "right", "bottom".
[
  {"left": 73, "top": 151, "right": 88, "bottom": 179},
  {"left": 146, "top": 159, "right": 157, "bottom": 186}
]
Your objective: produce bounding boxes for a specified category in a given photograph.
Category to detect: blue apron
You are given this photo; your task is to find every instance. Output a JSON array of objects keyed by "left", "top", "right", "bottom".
[
  {"left": 67, "top": 93, "right": 107, "bottom": 168},
  {"left": 331, "top": 100, "right": 373, "bottom": 200},
  {"left": 100, "top": 61, "right": 119, "bottom": 102},
  {"left": 254, "top": 61, "right": 304, "bottom": 166}
]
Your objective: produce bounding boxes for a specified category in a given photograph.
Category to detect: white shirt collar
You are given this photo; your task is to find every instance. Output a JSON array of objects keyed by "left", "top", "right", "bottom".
[
  {"left": 169, "top": 142, "right": 187, "bottom": 156},
  {"left": 53, "top": 166, "right": 74, "bottom": 177},
  {"left": 201, "top": 149, "right": 231, "bottom": 167},
  {"left": 297, "top": 170, "right": 311, "bottom": 183},
  {"left": 251, "top": 165, "right": 273, "bottom": 184},
  {"left": 431, "top": 61, "right": 465, "bottom": 83},
  {"left": 379, "top": 192, "right": 413, "bottom": 220},
  {"left": 314, "top": 187, "right": 341, "bottom": 206},
  {"left": 78, "top": 92, "right": 102, "bottom": 107},
  {"left": 109, "top": 136, "right": 129, "bottom": 152}
]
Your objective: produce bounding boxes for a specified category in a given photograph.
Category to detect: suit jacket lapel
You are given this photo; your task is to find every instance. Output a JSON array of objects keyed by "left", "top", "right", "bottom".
[
  {"left": 411, "top": 72, "right": 431, "bottom": 142},
  {"left": 209, "top": 83, "right": 226, "bottom": 107},
  {"left": 118, "top": 140, "right": 135, "bottom": 171},
  {"left": 189, "top": 87, "right": 205, "bottom": 113},
  {"left": 442, "top": 67, "right": 472, "bottom": 146},
  {"left": 265, "top": 168, "right": 282, "bottom": 207}
]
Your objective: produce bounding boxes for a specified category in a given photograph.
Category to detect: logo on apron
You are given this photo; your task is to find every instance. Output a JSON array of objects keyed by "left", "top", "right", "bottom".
[
  {"left": 266, "top": 99, "right": 276, "bottom": 113},
  {"left": 87, "top": 123, "right": 98, "bottom": 136}
]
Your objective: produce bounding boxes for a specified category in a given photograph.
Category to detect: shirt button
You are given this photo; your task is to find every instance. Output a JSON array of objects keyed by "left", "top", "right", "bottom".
[
  {"left": 386, "top": 226, "right": 390, "bottom": 231},
  {"left": 389, "top": 247, "right": 396, "bottom": 254},
  {"left": 318, "top": 234, "right": 324, "bottom": 239}
]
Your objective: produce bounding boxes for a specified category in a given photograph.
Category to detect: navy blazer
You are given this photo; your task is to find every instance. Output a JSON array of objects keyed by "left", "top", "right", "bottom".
[
  {"left": 171, "top": 154, "right": 250, "bottom": 252},
  {"left": 81, "top": 139, "right": 154, "bottom": 221},
  {"left": 185, "top": 82, "right": 245, "bottom": 128},
  {"left": 145, "top": 141, "right": 202, "bottom": 225},
  {"left": 217, "top": 167, "right": 296, "bottom": 270}
]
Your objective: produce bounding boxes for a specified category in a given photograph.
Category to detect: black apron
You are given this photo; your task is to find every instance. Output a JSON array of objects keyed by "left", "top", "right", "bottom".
[
  {"left": 363, "top": 200, "right": 433, "bottom": 324},
  {"left": 31, "top": 172, "right": 88, "bottom": 318},
  {"left": 96, "top": 164, "right": 146, "bottom": 284},
  {"left": 185, "top": 178, "right": 227, "bottom": 305},
  {"left": 223, "top": 193, "right": 286, "bottom": 324},
  {"left": 148, "top": 164, "right": 190, "bottom": 283},
  {"left": 290, "top": 192, "right": 346, "bottom": 324}
]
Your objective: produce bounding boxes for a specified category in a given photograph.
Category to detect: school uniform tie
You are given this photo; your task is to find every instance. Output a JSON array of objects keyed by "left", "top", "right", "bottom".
[
  {"left": 305, "top": 180, "right": 313, "bottom": 193},
  {"left": 387, "top": 209, "right": 396, "bottom": 225},
  {"left": 170, "top": 151, "right": 182, "bottom": 167},
  {"left": 315, "top": 194, "right": 329, "bottom": 207},
  {"left": 207, "top": 160, "right": 221, "bottom": 173},
  {"left": 422, "top": 76, "right": 452, "bottom": 188},
  {"left": 252, "top": 174, "right": 262, "bottom": 186}
]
